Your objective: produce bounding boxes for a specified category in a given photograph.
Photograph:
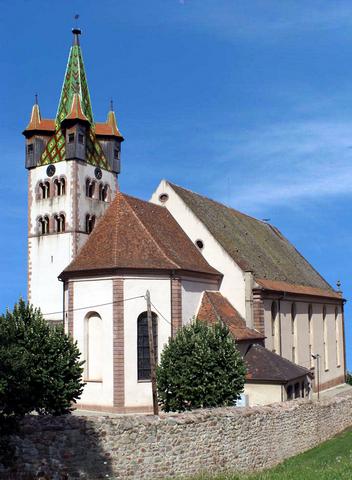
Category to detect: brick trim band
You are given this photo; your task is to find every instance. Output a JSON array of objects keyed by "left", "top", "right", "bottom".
[
  {"left": 113, "top": 278, "right": 124, "bottom": 408},
  {"left": 171, "top": 277, "right": 182, "bottom": 337},
  {"left": 253, "top": 289, "right": 265, "bottom": 334},
  {"left": 67, "top": 281, "right": 74, "bottom": 337}
]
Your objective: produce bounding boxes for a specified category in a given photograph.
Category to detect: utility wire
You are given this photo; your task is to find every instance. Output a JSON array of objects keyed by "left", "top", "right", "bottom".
[
  {"left": 43, "top": 295, "right": 145, "bottom": 316},
  {"left": 149, "top": 300, "right": 172, "bottom": 326}
]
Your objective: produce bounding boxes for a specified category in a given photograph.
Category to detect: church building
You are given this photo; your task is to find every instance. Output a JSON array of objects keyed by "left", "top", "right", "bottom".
[{"left": 23, "top": 29, "right": 346, "bottom": 412}]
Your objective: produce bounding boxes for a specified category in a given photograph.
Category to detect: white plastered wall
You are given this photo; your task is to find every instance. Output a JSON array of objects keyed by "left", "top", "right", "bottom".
[
  {"left": 28, "top": 161, "right": 117, "bottom": 322},
  {"left": 181, "top": 276, "right": 219, "bottom": 325},
  {"left": 244, "top": 383, "right": 282, "bottom": 406},
  {"left": 151, "top": 180, "right": 246, "bottom": 318},
  {"left": 75, "top": 162, "right": 117, "bottom": 250},
  {"left": 29, "top": 162, "right": 73, "bottom": 321},
  {"left": 123, "top": 275, "right": 172, "bottom": 408},
  {"left": 72, "top": 278, "right": 114, "bottom": 407},
  {"left": 263, "top": 298, "right": 344, "bottom": 389}
]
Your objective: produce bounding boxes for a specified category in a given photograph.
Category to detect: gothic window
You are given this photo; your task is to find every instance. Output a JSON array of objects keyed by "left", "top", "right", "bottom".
[
  {"left": 38, "top": 215, "right": 49, "bottom": 235},
  {"left": 84, "top": 312, "right": 103, "bottom": 381},
  {"left": 78, "top": 133, "right": 84, "bottom": 144},
  {"left": 27, "top": 144, "right": 34, "bottom": 154},
  {"left": 271, "top": 301, "right": 277, "bottom": 337},
  {"left": 137, "top": 312, "right": 158, "bottom": 381},
  {"left": 114, "top": 148, "right": 120, "bottom": 160},
  {"left": 308, "top": 304, "right": 314, "bottom": 368},
  {"left": 291, "top": 303, "right": 296, "bottom": 334},
  {"left": 55, "top": 214, "right": 65, "bottom": 233},
  {"left": 86, "top": 179, "right": 95, "bottom": 198},
  {"left": 308, "top": 304, "right": 313, "bottom": 333},
  {"left": 68, "top": 133, "right": 75, "bottom": 143},
  {"left": 86, "top": 214, "right": 96, "bottom": 234}
]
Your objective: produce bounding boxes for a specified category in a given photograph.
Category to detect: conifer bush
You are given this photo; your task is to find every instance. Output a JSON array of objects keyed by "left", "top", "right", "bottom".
[
  {"left": 0, "top": 299, "right": 85, "bottom": 417},
  {"left": 157, "top": 319, "right": 246, "bottom": 412}
]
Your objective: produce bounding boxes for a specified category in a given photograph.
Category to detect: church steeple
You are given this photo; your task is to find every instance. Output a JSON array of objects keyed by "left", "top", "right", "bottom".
[{"left": 56, "top": 28, "right": 94, "bottom": 127}]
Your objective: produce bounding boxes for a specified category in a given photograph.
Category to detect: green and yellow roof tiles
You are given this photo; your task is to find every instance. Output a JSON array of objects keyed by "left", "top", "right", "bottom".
[
  {"left": 39, "top": 37, "right": 109, "bottom": 170},
  {"left": 56, "top": 44, "right": 94, "bottom": 127}
]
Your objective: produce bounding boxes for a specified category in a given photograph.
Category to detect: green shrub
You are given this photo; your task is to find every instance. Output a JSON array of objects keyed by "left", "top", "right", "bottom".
[
  {"left": 157, "top": 319, "right": 246, "bottom": 412},
  {"left": 0, "top": 298, "right": 85, "bottom": 417},
  {"left": 346, "top": 372, "right": 352, "bottom": 386}
]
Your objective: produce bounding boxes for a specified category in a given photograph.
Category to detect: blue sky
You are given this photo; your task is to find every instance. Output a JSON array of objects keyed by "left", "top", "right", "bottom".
[{"left": 0, "top": 1, "right": 351, "bottom": 366}]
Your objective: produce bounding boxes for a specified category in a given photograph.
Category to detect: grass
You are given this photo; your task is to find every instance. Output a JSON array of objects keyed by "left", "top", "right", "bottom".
[{"left": 181, "top": 427, "right": 352, "bottom": 480}]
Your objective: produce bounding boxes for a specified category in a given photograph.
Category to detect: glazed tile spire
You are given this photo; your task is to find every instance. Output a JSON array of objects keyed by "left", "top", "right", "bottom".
[{"left": 56, "top": 28, "right": 94, "bottom": 128}]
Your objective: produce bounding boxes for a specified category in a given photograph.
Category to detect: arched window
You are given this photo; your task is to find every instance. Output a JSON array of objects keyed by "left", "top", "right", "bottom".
[
  {"left": 291, "top": 303, "right": 296, "bottom": 363},
  {"left": 54, "top": 178, "right": 66, "bottom": 196},
  {"left": 38, "top": 215, "right": 49, "bottom": 235},
  {"left": 308, "top": 304, "right": 313, "bottom": 333},
  {"left": 86, "top": 214, "right": 96, "bottom": 234},
  {"left": 137, "top": 312, "right": 158, "bottom": 381},
  {"left": 291, "top": 303, "right": 296, "bottom": 334},
  {"left": 84, "top": 312, "right": 103, "bottom": 381},
  {"left": 102, "top": 185, "right": 109, "bottom": 202},
  {"left": 98, "top": 184, "right": 109, "bottom": 202},
  {"left": 54, "top": 214, "right": 65, "bottom": 233},
  {"left": 86, "top": 179, "right": 95, "bottom": 198},
  {"left": 39, "top": 181, "right": 50, "bottom": 199},
  {"left": 308, "top": 304, "right": 313, "bottom": 368}
]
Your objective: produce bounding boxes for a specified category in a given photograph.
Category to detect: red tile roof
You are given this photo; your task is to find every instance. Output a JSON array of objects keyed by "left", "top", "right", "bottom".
[
  {"left": 197, "top": 291, "right": 265, "bottom": 341},
  {"left": 61, "top": 193, "right": 221, "bottom": 277},
  {"left": 23, "top": 104, "right": 55, "bottom": 134},
  {"left": 244, "top": 343, "right": 312, "bottom": 383},
  {"left": 255, "top": 278, "right": 342, "bottom": 299},
  {"left": 168, "top": 182, "right": 338, "bottom": 297}
]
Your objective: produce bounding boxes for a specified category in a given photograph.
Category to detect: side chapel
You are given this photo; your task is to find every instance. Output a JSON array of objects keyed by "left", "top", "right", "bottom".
[{"left": 23, "top": 29, "right": 346, "bottom": 412}]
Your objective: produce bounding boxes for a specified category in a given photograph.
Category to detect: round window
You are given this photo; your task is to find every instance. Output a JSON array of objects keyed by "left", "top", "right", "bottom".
[
  {"left": 46, "top": 164, "right": 56, "bottom": 177},
  {"left": 94, "top": 167, "right": 102, "bottom": 180},
  {"left": 195, "top": 239, "right": 204, "bottom": 250},
  {"left": 159, "top": 193, "right": 169, "bottom": 203}
]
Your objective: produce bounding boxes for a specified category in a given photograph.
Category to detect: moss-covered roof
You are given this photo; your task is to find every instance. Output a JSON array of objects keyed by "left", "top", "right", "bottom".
[{"left": 169, "top": 182, "right": 334, "bottom": 292}]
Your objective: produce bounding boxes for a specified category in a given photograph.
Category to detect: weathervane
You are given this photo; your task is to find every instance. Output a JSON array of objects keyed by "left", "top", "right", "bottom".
[{"left": 74, "top": 13, "right": 80, "bottom": 27}]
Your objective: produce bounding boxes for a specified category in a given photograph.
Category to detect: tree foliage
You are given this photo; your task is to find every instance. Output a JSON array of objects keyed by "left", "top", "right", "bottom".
[
  {"left": 0, "top": 299, "right": 85, "bottom": 417},
  {"left": 157, "top": 319, "right": 246, "bottom": 412}
]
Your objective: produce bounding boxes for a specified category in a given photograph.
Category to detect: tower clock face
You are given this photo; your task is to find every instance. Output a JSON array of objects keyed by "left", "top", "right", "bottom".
[
  {"left": 94, "top": 167, "right": 102, "bottom": 180},
  {"left": 46, "top": 164, "right": 56, "bottom": 177}
]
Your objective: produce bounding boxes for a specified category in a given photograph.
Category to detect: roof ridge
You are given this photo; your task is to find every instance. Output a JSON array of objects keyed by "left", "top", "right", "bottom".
[
  {"left": 167, "top": 180, "right": 269, "bottom": 226},
  {"left": 122, "top": 194, "right": 180, "bottom": 269}
]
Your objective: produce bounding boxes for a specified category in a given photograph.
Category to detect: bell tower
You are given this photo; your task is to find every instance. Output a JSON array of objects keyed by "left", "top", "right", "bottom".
[{"left": 23, "top": 28, "right": 124, "bottom": 323}]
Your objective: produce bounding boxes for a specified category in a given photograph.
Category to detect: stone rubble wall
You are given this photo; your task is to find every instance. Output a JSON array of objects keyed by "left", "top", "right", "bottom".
[{"left": 1, "top": 391, "right": 352, "bottom": 479}]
